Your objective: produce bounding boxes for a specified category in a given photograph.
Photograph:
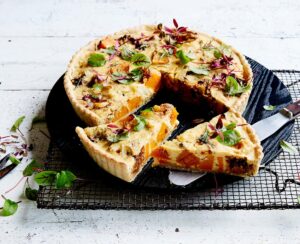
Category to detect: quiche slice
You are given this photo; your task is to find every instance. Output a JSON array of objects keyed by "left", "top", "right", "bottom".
[
  {"left": 76, "top": 103, "right": 179, "bottom": 182},
  {"left": 152, "top": 111, "right": 263, "bottom": 177}
]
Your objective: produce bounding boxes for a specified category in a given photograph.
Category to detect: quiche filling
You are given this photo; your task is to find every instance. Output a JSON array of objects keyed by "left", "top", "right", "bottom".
[
  {"left": 152, "top": 111, "right": 263, "bottom": 177},
  {"left": 76, "top": 104, "right": 179, "bottom": 182}
]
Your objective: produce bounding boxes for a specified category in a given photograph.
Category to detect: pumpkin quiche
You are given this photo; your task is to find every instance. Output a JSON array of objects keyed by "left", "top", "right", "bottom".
[
  {"left": 64, "top": 19, "right": 261, "bottom": 182},
  {"left": 152, "top": 111, "right": 263, "bottom": 177},
  {"left": 76, "top": 103, "right": 179, "bottom": 182}
]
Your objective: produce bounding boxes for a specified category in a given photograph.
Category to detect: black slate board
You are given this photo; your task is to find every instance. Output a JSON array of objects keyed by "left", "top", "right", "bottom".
[{"left": 45, "top": 57, "right": 294, "bottom": 190}]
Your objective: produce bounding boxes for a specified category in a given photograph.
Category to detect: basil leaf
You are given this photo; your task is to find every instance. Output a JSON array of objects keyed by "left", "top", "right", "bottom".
[
  {"left": 11, "top": 116, "right": 25, "bottom": 132},
  {"left": 133, "top": 115, "right": 147, "bottom": 131},
  {"left": 198, "top": 130, "right": 209, "bottom": 144},
  {"left": 55, "top": 170, "right": 77, "bottom": 189},
  {"left": 25, "top": 187, "right": 38, "bottom": 201},
  {"left": 131, "top": 53, "right": 151, "bottom": 67},
  {"left": 216, "top": 129, "right": 241, "bottom": 146},
  {"left": 129, "top": 68, "right": 143, "bottom": 82},
  {"left": 213, "top": 49, "right": 222, "bottom": 59},
  {"left": 34, "top": 171, "right": 57, "bottom": 186},
  {"left": 280, "top": 140, "right": 298, "bottom": 155},
  {"left": 225, "top": 76, "right": 251, "bottom": 96},
  {"left": 188, "top": 66, "right": 209, "bottom": 76},
  {"left": 1, "top": 199, "right": 18, "bottom": 216},
  {"left": 121, "top": 46, "right": 136, "bottom": 61},
  {"left": 88, "top": 53, "right": 106, "bottom": 67},
  {"left": 23, "top": 160, "right": 44, "bottom": 176},
  {"left": 263, "top": 105, "right": 276, "bottom": 111},
  {"left": 107, "top": 131, "right": 129, "bottom": 143},
  {"left": 225, "top": 123, "right": 237, "bottom": 130},
  {"left": 176, "top": 50, "right": 192, "bottom": 64},
  {"left": 9, "top": 155, "right": 20, "bottom": 165}
]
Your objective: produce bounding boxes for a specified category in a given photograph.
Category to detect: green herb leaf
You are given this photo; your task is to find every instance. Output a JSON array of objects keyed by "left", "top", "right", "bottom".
[
  {"left": 263, "top": 105, "right": 276, "bottom": 111},
  {"left": 9, "top": 155, "right": 20, "bottom": 165},
  {"left": 34, "top": 171, "right": 57, "bottom": 186},
  {"left": 11, "top": 116, "right": 25, "bottom": 132},
  {"left": 1, "top": 199, "right": 18, "bottom": 216},
  {"left": 120, "top": 46, "right": 136, "bottom": 61},
  {"left": 198, "top": 130, "right": 209, "bottom": 144},
  {"left": 133, "top": 115, "right": 147, "bottom": 132},
  {"left": 25, "top": 187, "right": 38, "bottom": 201},
  {"left": 225, "top": 123, "right": 237, "bottom": 130},
  {"left": 130, "top": 53, "right": 151, "bottom": 67},
  {"left": 225, "top": 76, "right": 251, "bottom": 96},
  {"left": 213, "top": 50, "right": 222, "bottom": 59},
  {"left": 216, "top": 129, "right": 241, "bottom": 146},
  {"left": 280, "top": 140, "right": 298, "bottom": 155},
  {"left": 55, "top": 170, "right": 77, "bottom": 189},
  {"left": 87, "top": 53, "right": 106, "bottom": 67},
  {"left": 129, "top": 68, "right": 143, "bottom": 82},
  {"left": 23, "top": 160, "right": 44, "bottom": 176},
  {"left": 188, "top": 66, "right": 209, "bottom": 76},
  {"left": 176, "top": 50, "right": 192, "bottom": 64},
  {"left": 107, "top": 131, "right": 129, "bottom": 143}
]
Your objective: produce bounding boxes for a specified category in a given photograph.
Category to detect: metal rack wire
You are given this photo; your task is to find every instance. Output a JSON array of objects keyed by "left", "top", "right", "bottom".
[{"left": 37, "top": 70, "right": 300, "bottom": 210}]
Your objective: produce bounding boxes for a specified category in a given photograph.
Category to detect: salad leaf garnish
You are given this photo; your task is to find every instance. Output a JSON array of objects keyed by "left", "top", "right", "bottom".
[
  {"left": 1, "top": 198, "right": 18, "bottom": 216},
  {"left": 34, "top": 171, "right": 57, "bottom": 186},
  {"left": 280, "top": 140, "right": 298, "bottom": 155},
  {"left": 130, "top": 53, "right": 151, "bottom": 67},
  {"left": 176, "top": 50, "right": 192, "bottom": 64},
  {"left": 88, "top": 53, "right": 106, "bottom": 67},
  {"left": 25, "top": 187, "right": 38, "bottom": 201},
  {"left": 112, "top": 68, "right": 144, "bottom": 84},
  {"left": 188, "top": 66, "right": 209, "bottom": 76},
  {"left": 225, "top": 76, "right": 251, "bottom": 96},
  {"left": 55, "top": 170, "right": 77, "bottom": 189},
  {"left": 11, "top": 116, "right": 25, "bottom": 132},
  {"left": 133, "top": 115, "right": 147, "bottom": 131},
  {"left": 198, "top": 130, "right": 209, "bottom": 144},
  {"left": 23, "top": 160, "right": 44, "bottom": 176},
  {"left": 120, "top": 46, "right": 136, "bottom": 61},
  {"left": 216, "top": 129, "right": 241, "bottom": 146},
  {"left": 263, "top": 105, "right": 276, "bottom": 111}
]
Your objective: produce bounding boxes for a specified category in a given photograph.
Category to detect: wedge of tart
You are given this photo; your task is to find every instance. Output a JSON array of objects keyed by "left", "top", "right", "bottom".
[
  {"left": 76, "top": 103, "right": 179, "bottom": 182},
  {"left": 152, "top": 111, "right": 263, "bottom": 177}
]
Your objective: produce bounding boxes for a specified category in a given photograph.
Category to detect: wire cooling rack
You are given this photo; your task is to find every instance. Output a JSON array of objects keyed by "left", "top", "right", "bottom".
[{"left": 37, "top": 70, "right": 300, "bottom": 210}]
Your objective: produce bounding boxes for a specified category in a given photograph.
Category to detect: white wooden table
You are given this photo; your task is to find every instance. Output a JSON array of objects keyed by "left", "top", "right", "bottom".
[{"left": 0, "top": 0, "right": 300, "bottom": 243}]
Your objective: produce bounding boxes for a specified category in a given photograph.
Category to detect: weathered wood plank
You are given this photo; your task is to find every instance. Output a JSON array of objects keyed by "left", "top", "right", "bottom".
[{"left": 0, "top": 0, "right": 299, "bottom": 38}]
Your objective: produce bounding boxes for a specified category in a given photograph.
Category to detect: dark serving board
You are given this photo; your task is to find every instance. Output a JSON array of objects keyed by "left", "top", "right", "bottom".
[{"left": 45, "top": 57, "right": 294, "bottom": 190}]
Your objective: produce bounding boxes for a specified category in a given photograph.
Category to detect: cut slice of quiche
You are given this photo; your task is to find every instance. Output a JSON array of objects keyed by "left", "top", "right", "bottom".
[
  {"left": 152, "top": 111, "right": 263, "bottom": 177},
  {"left": 76, "top": 103, "right": 179, "bottom": 182}
]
